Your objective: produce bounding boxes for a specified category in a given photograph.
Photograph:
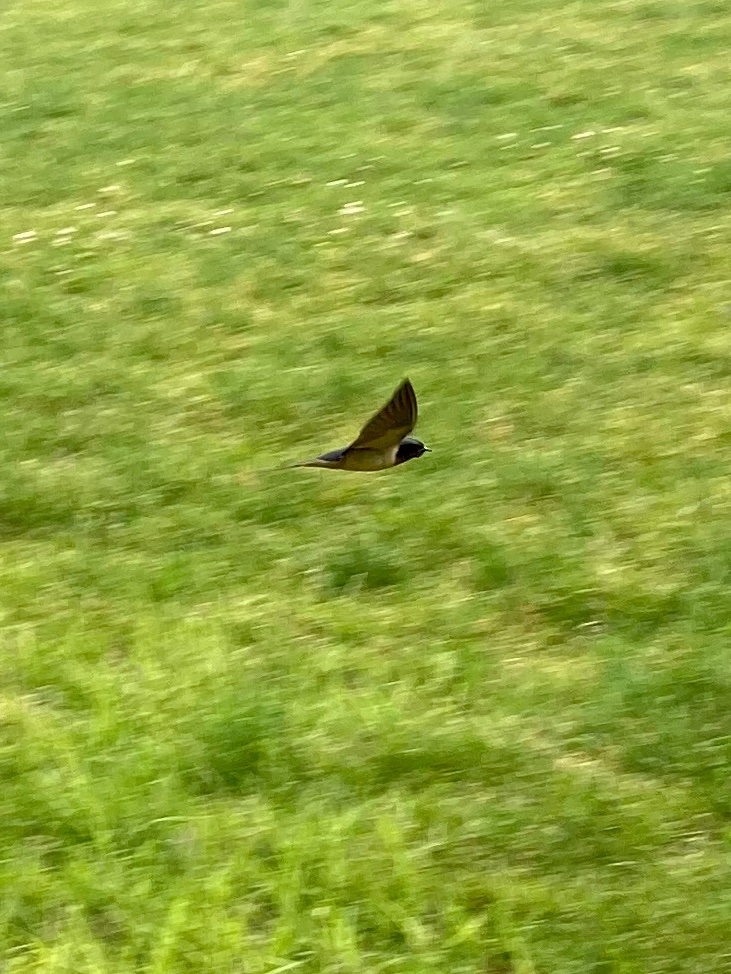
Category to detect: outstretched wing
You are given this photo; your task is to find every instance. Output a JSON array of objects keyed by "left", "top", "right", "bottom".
[{"left": 349, "top": 379, "right": 417, "bottom": 451}]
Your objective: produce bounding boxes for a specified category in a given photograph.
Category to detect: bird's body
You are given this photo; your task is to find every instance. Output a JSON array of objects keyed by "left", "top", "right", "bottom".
[
  {"left": 290, "top": 379, "right": 429, "bottom": 472},
  {"left": 298, "top": 446, "right": 399, "bottom": 471}
]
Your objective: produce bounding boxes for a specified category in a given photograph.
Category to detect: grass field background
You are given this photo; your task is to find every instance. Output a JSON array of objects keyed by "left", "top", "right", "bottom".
[{"left": 2, "top": 0, "right": 731, "bottom": 970}]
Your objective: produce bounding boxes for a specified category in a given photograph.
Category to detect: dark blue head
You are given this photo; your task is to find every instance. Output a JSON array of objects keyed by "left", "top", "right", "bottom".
[{"left": 395, "top": 436, "right": 430, "bottom": 465}]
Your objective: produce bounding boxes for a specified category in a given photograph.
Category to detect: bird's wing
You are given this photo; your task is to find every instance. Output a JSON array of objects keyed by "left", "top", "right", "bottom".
[{"left": 349, "top": 379, "right": 417, "bottom": 451}]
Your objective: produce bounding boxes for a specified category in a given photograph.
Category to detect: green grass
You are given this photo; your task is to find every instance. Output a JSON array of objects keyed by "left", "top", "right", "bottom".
[{"left": 2, "top": 0, "right": 731, "bottom": 970}]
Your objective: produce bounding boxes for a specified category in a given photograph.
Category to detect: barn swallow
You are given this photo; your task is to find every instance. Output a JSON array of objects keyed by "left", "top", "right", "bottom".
[{"left": 290, "top": 378, "right": 430, "bottom": 471}]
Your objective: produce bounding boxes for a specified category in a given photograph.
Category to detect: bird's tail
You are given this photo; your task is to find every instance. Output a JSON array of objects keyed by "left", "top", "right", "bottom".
[
  {"left": 286, "top": 458, "right": 336, "bottom": 469},
  {"left": 260, "top": 459, "right": 332, "bottom": 471}
]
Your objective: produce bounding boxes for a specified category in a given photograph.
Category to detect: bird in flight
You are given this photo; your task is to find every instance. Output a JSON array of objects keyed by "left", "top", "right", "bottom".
[{"left": 290, "top": 378, "right": 430, "bottom": 471}]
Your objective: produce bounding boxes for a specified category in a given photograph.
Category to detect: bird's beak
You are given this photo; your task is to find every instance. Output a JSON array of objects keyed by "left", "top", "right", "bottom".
[{"left": 424, "top": 447, "right": 432, "bottom": 452}]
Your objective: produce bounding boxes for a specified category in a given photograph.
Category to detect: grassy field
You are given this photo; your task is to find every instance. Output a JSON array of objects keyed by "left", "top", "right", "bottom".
[{"left": 2, "top": 0, "right": 731, "bottom": 970}]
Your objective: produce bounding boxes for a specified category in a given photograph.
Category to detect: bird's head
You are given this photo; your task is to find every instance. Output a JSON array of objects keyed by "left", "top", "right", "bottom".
[{"left": 395, "top": 436, "right": 431, "bottom": 465}]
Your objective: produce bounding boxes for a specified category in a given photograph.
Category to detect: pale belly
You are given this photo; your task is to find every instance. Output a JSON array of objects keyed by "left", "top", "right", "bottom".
[{"left": 340, "top": 446, "right": 397, "bottom": 471}]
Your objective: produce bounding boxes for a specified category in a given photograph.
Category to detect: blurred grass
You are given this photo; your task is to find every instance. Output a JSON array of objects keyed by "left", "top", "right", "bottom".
[{"left": 2, "top": 0, "right": 731, "bottom": 970}]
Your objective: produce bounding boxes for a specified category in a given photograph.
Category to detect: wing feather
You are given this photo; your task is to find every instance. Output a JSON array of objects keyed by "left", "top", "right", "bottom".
[{"left": 349, "top": 379, "right": 417, "bottom": 451}]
